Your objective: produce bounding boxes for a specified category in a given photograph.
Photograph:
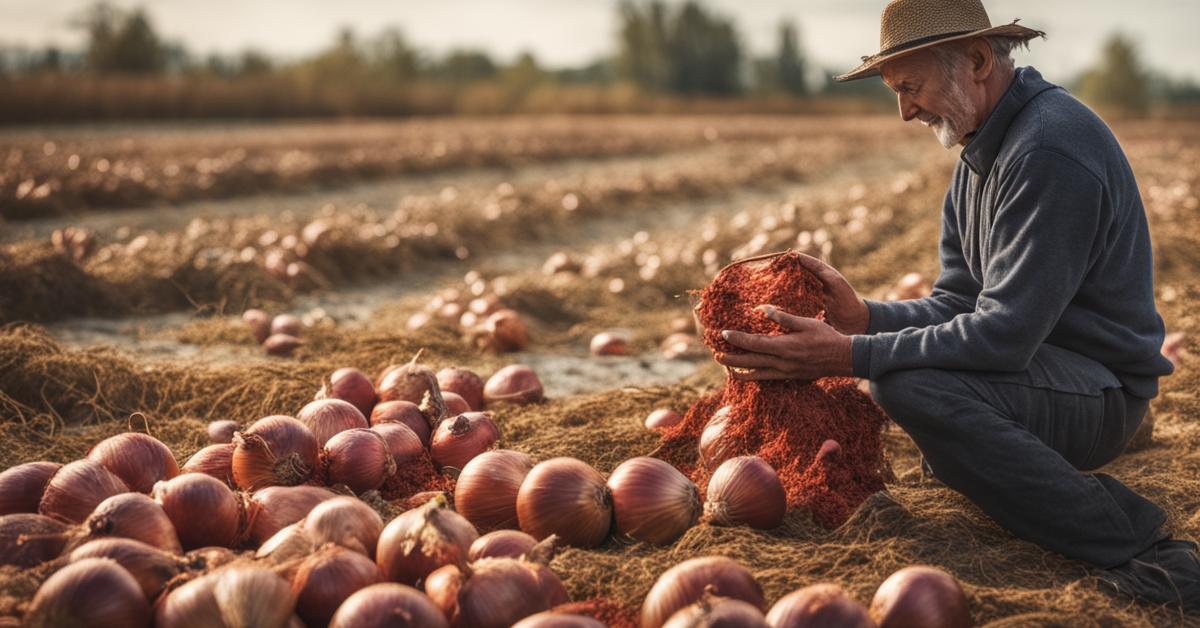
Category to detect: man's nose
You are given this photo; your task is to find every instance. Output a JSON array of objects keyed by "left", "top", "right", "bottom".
[{"left": 898, "top": 93, "right": 919, "bottom": 122}]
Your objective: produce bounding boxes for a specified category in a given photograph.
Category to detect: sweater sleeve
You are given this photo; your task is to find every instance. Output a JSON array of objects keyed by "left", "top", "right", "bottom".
[{"left": 852, "top": 150, "right": 1104, "bottom": 379}]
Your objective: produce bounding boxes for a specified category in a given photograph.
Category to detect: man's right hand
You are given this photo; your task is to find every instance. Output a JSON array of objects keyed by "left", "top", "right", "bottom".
[{"left": 796, "top": 253, "right": 870, "bottom": 335}]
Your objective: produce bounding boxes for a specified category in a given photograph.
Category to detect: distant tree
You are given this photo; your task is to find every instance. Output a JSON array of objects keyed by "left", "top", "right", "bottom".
[
  {"left": 237, "top": 50, "right": 272, "bottom": 77},
  {"left": 617, "top": 1, "right": 670, "bottom": 90},
  {"left": 433, "top": 50, "right": 498, "bottom": 83},
  {"left": 617, "top": 0, "right": 742, "bottom": 95},
  {"left": 1076, "top": 34, "right": 1151, "bottom": 116},
  {"left": 75, "top": 3, "right": 166, "bottom": 74},
  {"left": 369, "top": 28, "right": 418, "bottom": 83},
  {"left": 776, "top": 20, "right": 807, "bottom": 95},
  {"left": 502, "top": 52, "right": 546, "bottom": 93}
]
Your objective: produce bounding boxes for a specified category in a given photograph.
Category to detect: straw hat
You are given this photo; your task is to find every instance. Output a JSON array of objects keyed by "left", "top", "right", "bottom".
[{"left": 835, "top": 0, "right": 1044, "bottom": 82}]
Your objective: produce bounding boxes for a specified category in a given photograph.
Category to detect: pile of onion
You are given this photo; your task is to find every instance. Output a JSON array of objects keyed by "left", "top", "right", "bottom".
[
  {"left": 155, "top": 564, "right": 297, "bottom": 628},
  {"left": 297, "top": 399, "right": 369, "bottom": 447},
  {"left": 39, "top": 459, "right": 129, "bottom": 524},
  {"left": 323, "top": 428, "right": 396, "bottom": 493},
  {"left": 437, "top": 367, "right": 485, "bottom": 411},
  {"left": 0, "top": 514, "right": 69, "bottom": 567},
  {"left": 329, "top": 583, "right": 448, "bottom": 628},
  {"left": 704, "top": 456, "right": 787, "bottom": 530},
  {"left": 246, "top": 485, "right": 338, "bottom": 545},
  {"left": 607, "top": 457, "right": 700, "bottom": 545},
  {"left": 231, "top": 415, "right": 319, "bottom": 491},
  {"left": 641, "top": 556, "right": 765, "bottom": 628},
  {"left": 293, "top": 545, "right": 383, "bottom": 627},
  {"left": 26, "top": 558, "right": 151, "bottom": 628},
  {"left": 317, "top": 367, "right": 378, "bottom": 418},
  {"left": 455, "top": 450, "right": 534, "bottom": 531},
  {"left": 869, "top": 566, "right": 971, "bottom": 628},
  {"left": 304, "top": 496, "right": 385, "bottom": 557},
  {"left": 424, "top": 554, "right": 567, "bottom": 628},
  {"left": 69, "top": 538, "right": 183, "bottom": 599},
  {"left": 431, "top": 412, "right": 501, "bottom": 470},
  {"left": 181, "top": 443, "right": 235, "bottom": 487},
  {"left": 766, "top": 583, "right": 873, "bottom": 628},
  {"left": 0, "top": 461, "right": 60, "bottom": 515},
  {"left": 152, "top": 473, "right": 241, "bottom": 549},
  {"left": 370, "top": 400, "right": 432, "bottom": 447},
  {"left": 82, "top": 492, "right": 183, "bottom": 554},
  {"left": 87, "top": 432, "right": 179, "bottom": 494},
  {"left": 376, "top": 496, "right": 479, "bottom": 585},
  {"left": 484, "top": 365, "right": 544, "bottom": 405},
  {"left": 517, "top": 457, "right": 611, "bottom": 547}
]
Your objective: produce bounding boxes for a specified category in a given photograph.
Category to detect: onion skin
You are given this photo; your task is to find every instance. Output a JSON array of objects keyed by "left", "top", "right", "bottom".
[
  {"left": 766, "top": 583, "right": 874, "bottom": 628},
  {"left": 513, "top": 612, "right": 607, "bottom": 628},
  {"left": 297, "top": 399, "right": 369, "bottom": 447},
  {"left": 369, "top": 400, "right": 432, "bottom": 447},
  {"left": 156, "top": 564, "right": 297, "bottom": 628},
  {"left": 329, "top": 583, "right": 448, "bottom": 628},
  {"left": 437, "top": 367, "right": 485, "bottom": 411},
  {"left": 608, "top": 457, "right": 700, "bottom": 545},
  {"left": 431, "top": 412, "right": 501, "bottom": 470},
  {"left": 319, "top": 367, "right": 378, "bottom": 418},
  {"left": 590, "top": 331, "right": 630, "bottom": 356},
  {"left": 869, "top": 566, "right": 971, "bottom": 628},
  {"left": 247, "top": 485, "right": 339, "bottom": 546},
  {"left": 456, "top": 450, "right": 535, "bottom": 532},
  {"left": 208, "top": 420, "right": 239, "bottom": 444},
  {"left": 25, "top": 558, "right": 150, "bottom": 628},
  {"left": 704, "top": 456, "right": 787, "bottom": 530},
  {"left": 442, "top": 391, "right": 472, "bottom": 416},
  {"left": 303, "top": 496, "right": 385, "bottom": 558},
  {"left": 645, "top": 409, "right": 683, "bottom": 431},
  {"left": 698, "top": 406, "right": 735, "bottom": 471},
  {"left": 484, "top": 364, "right": 544, "bottom": 405},
  {"left": 88, "top": 433, "right": 180, "bottom": 494},
  {"left": 641, "top": 556, "right": 765, "bottom": 628},
  {"left": 69, "top": 538, "right": 184, "bottom": 599},
  {"left": 323, "top": 428, "right": 396, "bottom": 493},
  {"left": 181, "top": 444, "right": 235, "bottom": 487},
  {"left": 376, "top": 497, "right": 478, "bottom": 586},
  {"left": 424, "top": 558, "right": 553, "bottom": 628},
  {"left": 38, "top": 459, "right": 130, "bottom": 524},
  {"left": 232, "top": 415, "right": 319, "bottom": 492},
  {"left": 371, "top": 423, "right": 426, "bottom": 469},
  {"left": 0, "top": 513, "right": 69, "bottom": 567},
  {"left": 244, "top": 309, "right": 272, "bottom": 344},
  {"left": 663, "top": 596, "right": 769, "bottom": 628},
  {"left": 0, "top": 461, "right": 60, "bottom": 515},
  {"left": 469, "top": 529, "right": 538, "bottom": 561},
  {"left": 517, "top": 457, "right": 612, "bottom": 548},
  {"left": 84, "top": 492, "right": 183, "bottom": 554},
  {"left": 152, "top": 473, "right": 240, "bottom": 550},
  {"left": 292, "top": 545, "right": 383, "bottom": 628}
]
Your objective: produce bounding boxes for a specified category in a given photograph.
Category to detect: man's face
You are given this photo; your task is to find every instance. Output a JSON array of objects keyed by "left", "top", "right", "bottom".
[{"left": 881, "top": 48, "right": 979, "bottom": 148}]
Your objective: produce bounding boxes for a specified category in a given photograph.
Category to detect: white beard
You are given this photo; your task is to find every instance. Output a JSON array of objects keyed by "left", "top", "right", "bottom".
[{"left": 923, "top": 73, "right": 976, "bottom": 148}]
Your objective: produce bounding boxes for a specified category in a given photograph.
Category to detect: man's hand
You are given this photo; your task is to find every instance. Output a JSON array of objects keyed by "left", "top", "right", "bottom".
[
  {"left": 796, "top": 253, "right": 870, "bottom": 335},
  {"left": 716, "top": 305, "right": 854, "bottom": 381}
]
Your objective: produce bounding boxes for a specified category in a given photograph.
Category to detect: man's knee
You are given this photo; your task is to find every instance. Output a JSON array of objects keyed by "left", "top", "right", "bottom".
[{"left": 870, "top": 368, "right": 962, "bottom": 430}]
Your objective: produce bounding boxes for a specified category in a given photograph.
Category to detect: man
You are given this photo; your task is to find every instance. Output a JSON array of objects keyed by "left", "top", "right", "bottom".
[{"left": 715, "top": 0, "right": 1199, "bottom": 613}]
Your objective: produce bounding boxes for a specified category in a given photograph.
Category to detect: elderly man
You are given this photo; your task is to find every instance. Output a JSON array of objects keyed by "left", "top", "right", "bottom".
[{"left": 716, "top": 0, "right": 1198, "bottom": 613}]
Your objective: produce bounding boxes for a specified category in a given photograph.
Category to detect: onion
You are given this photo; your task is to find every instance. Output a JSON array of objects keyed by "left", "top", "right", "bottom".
[
  {"left": 83, "top": 492, "right": 182, "bottom": 554},
  {"left": 39, "top": 459, "right": 130, "bottom": 524},
  {"left": 698, "top": 406, "right": 736, "bottom": 470},
  {"left": 207, "top": 420, "right": 238, "bottom": 444},
  {"left": 155, "top": 564, "right": 297, "bottom": 628},
  {"left": 272, "top": 313, "right": 302, "bottom": 336},
  {"left": 0, "top": 514, "right": 69, "bottom": 567},
  {"left": 152, "top": 473, "right": 240, "bottom": 550},
  {"left": 443, "top": 391, "right": 472, "bottom": 416},
  {"left": 376, "top": 496, "right": 478, "bottom": 585},
  {"left": 69, "top": 538, "right": 184, "bottom": 599},
  {"left": 424, "top": 557, "right": 557, "bottom": 628},
  {"left": 766, "top": 583, "right": 873, "bottom": 628},
  {"left": 869, "top": 566, "right": 970, "bottom": 628},
  {"left": 181, "top": 444, "right": 235, "bottom": 487},
  {"left": 25, "top": 558, "right": 150, "bottom": 628},
  {"left": 247, "top": 485, "right": 338, "bottom": 545},
  {"left": 369, "top": 400, "right": 432, "bottom": 447},
  {"left": 317, "top": 367, "right": 378, "bottom": 418},
  {"left": 323, "top": 428, "right": 396, "bottom": 493},
  {"left": 244, "top": 309, "right": 272, "bottom": 344},
  {"left": 437, "top": 367, "right": 485, "bottom": 410},
  {"left": 456, "top": 450, "right": 534, "bottom": 532},
  {"left": 608, "top": 457, "right": 700, "bottom": 545},
  {"left": 431, "top": 412, "right": 501, "bottom": 470},
  {"left": 512, "top": 612, "right": 606, "bottom": 628},
  {"left": 516, "top": 457, "right": 611, "bottom": 547},
  {"left": 483, "top": 309, "right": 528, "bottom": 352},
  {"left": 303, "top": 496, "right": 384, "bottom": 558},
  {"left": 641, "top": 556, "right": 765, "bottom": 628},
  {"left": 645, "top": 409, "right": 683, "bottom": 430},
  {"left": 469, "top": 529, "right": 538, "bottom": 561},
  {"left": 484, "top": 364, "right": 544, "bottom": 405},
  {"left": 704, "top": 456, "right": 787, "bottom": 530},
  {"left": 292, "top": 545, "right": 383, "bottom": 628},
  {"left": 372, "top": 423, "right": 426, "bottom": 467},
  {"left": 329, "top": 583, "right": 448, "bottom": 628},
  {"left": 377, "top": 354, "right": 444, "bottom": 407},
  {"left": 88, "top": 433, "right": 179, "bottom": 494},
  {"left": 661, "top": 333, "right": 705, "bottom": 359},
  {"left": 256, "top": 522, "right": 314, "bottom": 564},
  {"left": 298, "top": 399, "right": 369, "bottom": 447},
  {"left": 231, "top": 415, "right": 318, "bottom": 491},
  {"left": 589, "top": 331, "right": 629, "bottom": 356},
  {"left": 264, "top": 333, "right": 303, "bottom": 357},
  {"left": 664, "top": 595, "right": 769, "bottom": 628},
  {"left": 0, "top": 461, "right": 60, "bottom": 515}
]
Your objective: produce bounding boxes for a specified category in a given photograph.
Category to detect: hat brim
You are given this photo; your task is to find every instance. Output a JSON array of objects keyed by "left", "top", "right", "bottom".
[{"left": 834, "top": 21, "right": 1045, "bottom": 82}]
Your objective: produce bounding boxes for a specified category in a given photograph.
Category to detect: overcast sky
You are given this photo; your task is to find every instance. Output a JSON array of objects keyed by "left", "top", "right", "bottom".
[{"left": 2, "top": 0, "right": 1198, "bottom": 83}]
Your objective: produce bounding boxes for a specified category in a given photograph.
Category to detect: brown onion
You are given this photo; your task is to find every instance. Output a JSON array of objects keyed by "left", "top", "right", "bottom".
[
  {"left": 298, "top": 398, "right": 369, "bottom": 447},
  {"left": 265, "top": 333, "right": 303, "bottom": 357},
  {"left": 0, "top": 461, "right": 60, "bottom": 515},
  {"left": 869, "top": 566, "right": 970, "bottom": 628},
  {"left": 39, "top": 459, "right": 130, "bottom": 524},
  {"left": 589, "top": 331, "right": 629, "bottom": 356},
  {"left": 232, "top": 415, "right": 318, "bottom": 491},
  {"left": 442, "top": 391, "right": 472, "bottom": 416},
  {"left": 324, "top": 428, "right": 396, "bottom": 493},
  {"left": 247, "top": 485, "right": 339, "bottom": 545},
  {"left": 704, "top": 456, "right": 787, "bottom": 530},
  {"left": 155, "top": 564, "right": 296, "bottom": 628},
  {"left": 88, "top": 433, "right": 179, "bottom": 494},
  {"left": 484, "top": 364, "right": 544, "bottom": 405},
  {"left": 456, "top": 450, "right": 534, "bottom": 532},
  {"left": 698, "top": 406, "right": 736, "bottom": 470},
  {"left": 516, "top": 457, "right": 611, "bottom": 547},
  {"left": 0, "top": 513, "right": 69, "bottom": 567},
  {"left": 424, "top": 557, "right": 556, "bottom": 628},
  {"left": 641, "top": 556, "right": 765, "bottom": 628},
  {"left": 292, "top": 545, "right": 383, "bottom": 628},
  {"left": 207, "top": 420, "right": 238, "bottom": 444},
  {"left": 469, "top": 529, "right": 538, "bottom": 561},
  {"left": 372, "top": 423, "right": 426, "bottom": 467},
  {"left": 243, "top": 309, "right": 272, "bottom": 344},
  {"left": 182, "top": 443, "right": 235, "bottom": 487},
  {"left": 664, "top": 595, "right": 769, "bottom": 628},
  {"left": 152, "top": 473, "right": 240, "bottom": 549},
  {"left": 513, "top": 612, "right": 606, "bottom": 628},
  {"left": 376, "top": 496, "right": 478, "bottom": 585},
  {"left": 431, "top": 412, "right": 501, "bottom": 470},
  {"left": 766, "top": 583, "right": 873, "bottom": 628},
  {"left": 303, "top": 496, "right": 385, "bottom": 558},
  {"left": 272, "top": 313, "right": 302, "bottom": 336},
  {"left": 608, "top": 457, "right": 700, "bottom": 545},
  {"left": 377, "top": 355, "right": 444, "bottom": 407},
  {"left": 437, "top": 367, "right": 485, "bottom": 410},
  {"left": 369, "top": 400, "right": 432, "bottom": 447},
  {"left": 25, "top": 558, "right": 150, "bottom": 628},
  {"left": 69, "top": 538, "right": 184, "bottom": 599},
  {"left": 645, "top": 409, "right": 684, "bottom": 430},
  {"left": 318, "top": 367, "right": 378, "bottom": 418},
  {"left": 483, "top": 309, "right": 528, "bottom": 352},
  {"left": 83, "top": 492, "right": 182, "bottom": 554},
  {"left": 256, "top": 522, "right": 314, "bottom": 564},
  {"left": 329, "top": 583, "right": 448, "bottom": 628}
]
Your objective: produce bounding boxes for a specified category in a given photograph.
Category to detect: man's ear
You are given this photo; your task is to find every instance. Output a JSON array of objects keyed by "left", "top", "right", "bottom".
[{"left": 967, "top": 38, "right": 993, "bottom": 82}]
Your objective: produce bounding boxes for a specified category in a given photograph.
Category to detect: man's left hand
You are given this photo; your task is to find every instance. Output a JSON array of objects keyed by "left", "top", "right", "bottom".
[{"left": 716, "top": 305, "right": 854, "bottom": 381}]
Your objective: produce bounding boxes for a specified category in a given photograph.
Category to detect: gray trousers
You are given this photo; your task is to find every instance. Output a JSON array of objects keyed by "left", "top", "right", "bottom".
[{"left": 870, "top": 344, "right": 1166, "bottom": 568}]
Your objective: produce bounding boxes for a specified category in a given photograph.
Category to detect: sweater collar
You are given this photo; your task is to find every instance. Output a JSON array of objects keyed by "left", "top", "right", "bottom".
[{"left": 960, "top": 66, "right": 1058, "bottom": 176}]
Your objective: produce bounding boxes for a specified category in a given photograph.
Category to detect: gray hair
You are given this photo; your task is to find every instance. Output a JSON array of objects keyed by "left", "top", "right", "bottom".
[{"left": 930, "top": 36, "right": 1027, "bottom": 78}]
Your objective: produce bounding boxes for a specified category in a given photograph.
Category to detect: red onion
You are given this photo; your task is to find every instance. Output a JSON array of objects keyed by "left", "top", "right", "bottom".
[
  {"left": 372, "top": 423, "right": 426, "bottom": 467},
  {"left": 483, "top": 309, "right": 528, "bottom": 352},
  {"left": 329, "top": 583, "right": 448, "bottom": 628},
  {"left": 645, "top": 409, "right": 684, "bottom": 430},
  {"left": 69, "top": 538, "right": 184, "bottom": 599},
  {"left": 869, "top": 566, "right": 971, "bottom": 628},
  {"left": 292, "top": 545, "right": 383, "bottom": 628},
  {"left": 704, "top": 456, "right": 787, "bottom": 530},
  {"left": 181, "top": 443, "right": 235, "bottom": 487},
  {"left": 608, "top": 457, "right": 700, "bottom": 545},
  {"left": 152, "top": 473, "right": 240, "bottom": 549},
  {"left": 317, "top": 367, "right": 378, "bottom": 418},
  {"left": 264, "top": 333, "right": 302, "bottom": 357},
  {"left": 39, "top": 459, "right": 130, "bottom": 524},
  {"left": 207, "top": 420, "right": 238, "bottom": 444},
  {"left": 469, "top": 529, "right": 538, "bottom": 561},
  {"left": 297, "top": 398, "right": 369, "bottom": 447},
  {"left": 589, "top": 331, "right": 629, "bottom": 356},
  {"left": 431, "top": 412, "right": 501, "bottom": 470},
  {"left": 88, "top": 432, "right": 179, "bottom": 494},
  {"left": 424, "top": 557, "right": 558, "bottom": 628},
  {"left": 0, "top": 513, "right": 69, "bottom": 567},
  {"left": 243, "top": 309, "right": 272, "bottom": 344},
  {"left": 231, "top": 415, "right": 318, "bottom": 491},
  {"left": 303, "top": 496, "right": 385, "bottom": 558},
  {"left": 513, "top": 612, "right": 607, "bottom": 628},
  {"left": 26, "top": 558, "right": 150, "bottom": 628},
  {"left": 272, "top": 313, "right": 302, "bottom": 336},
  {"left": 442, "top": 391, "right": 472, "bottom": 416},
  {"left": 377, "top": 355, "right": 443, "bottom": 406},
  {"left": 766, "top": 583, "right": 873, "bottom": 628},
  {"left": 324, "top": 428, "right": 396, "bottom": 493},
  {"left": 0, "top": 461, "right": 60, "bottom": 515},
  {"left": 456, "top": 450, "right": 534, "bottom": 532},
  {"left": 698, "top": 406, "right": 736, "bottom": 470},
  {"left": 516, "top": 457, "right": 611, "bottom": 548},
  {"left": 484, "top": 364, "right": 544, "bottom": 405},
  {"left": 376, "top": 496, "right": 478, "bottom": 585},
  {"left": 664, "top": 595, "right": 769, "bottom": 628},
  {"left": 437, "top": 367, "right": 485, "bottom": 410},
  {"left": 83, "top": 492, "right": 182, "bottom": 554},
  {"left": 246, "top": 485, "right": 338, "bottom": 545},
  {"left": 256, "top": 522, "right": 314, "bottom": 564},
  {"left": 641, "top": 556, "right": 765, "bottom": 628},
  {"left": 155, "top": 564, "right": 296, "bottom": 628},
  {"left": 370, "top": 400, "right": 432, "bottom": 447}
]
